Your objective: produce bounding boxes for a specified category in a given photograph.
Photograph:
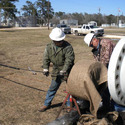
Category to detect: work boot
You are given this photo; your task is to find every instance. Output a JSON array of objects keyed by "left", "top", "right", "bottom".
[{"left": 38, "top": 105, "right": 50, "bottom": 112}]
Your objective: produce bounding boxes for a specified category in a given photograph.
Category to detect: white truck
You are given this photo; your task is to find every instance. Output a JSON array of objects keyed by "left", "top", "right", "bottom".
[{"left": 71, "top": 24, "right": 104, "bottom": 36}]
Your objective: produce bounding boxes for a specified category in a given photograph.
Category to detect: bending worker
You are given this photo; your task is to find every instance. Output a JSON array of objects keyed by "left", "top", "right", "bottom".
[
  {"left": 84, "top": 33, "right": 116, "bottom": 68},
  {"left": 84, "top": 33, "right": 116, "bottom": 111},
  {"left": 39, "top": 27, "right": 75, "bottom": 112}
]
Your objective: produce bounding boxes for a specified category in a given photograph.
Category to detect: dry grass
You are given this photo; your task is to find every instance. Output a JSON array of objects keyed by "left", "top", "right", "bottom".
[
  {"left": 104, "top": 27, "right": 125, "bottom": 35},
  {"left": 0, "top": 27, "right": 121, "bottom": 125}
]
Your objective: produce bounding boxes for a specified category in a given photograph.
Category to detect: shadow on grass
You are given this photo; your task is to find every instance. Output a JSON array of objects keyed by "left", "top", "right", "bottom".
[
  {"left": 39, "top": 102, "right": 63, "bottom": 112},
  {"left": 1, "top": 77, "right": 46, "bottom": 92},
  {"left": 0, "top": 76, "right": 65, "bottom": 98},
  {"left": 51, "top": 102, "right": 63, "bottom": 109}
]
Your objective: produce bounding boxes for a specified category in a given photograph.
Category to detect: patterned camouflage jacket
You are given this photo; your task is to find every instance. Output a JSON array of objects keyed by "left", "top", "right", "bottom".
[
  {"left": 92, "top": 39, "right": 116, "bottom": 67},
  {"left": 43, "top": 41, "right": 75, "bottom": 81}
]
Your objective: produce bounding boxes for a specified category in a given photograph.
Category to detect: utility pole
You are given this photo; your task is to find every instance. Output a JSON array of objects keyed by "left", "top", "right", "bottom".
[
  {"left": 117, "top": 8, "right": 120, "bottom": 27},
  {"left": 0, "top": 9, "right": 1, "bottom": 26},
  {"left": 98, "top": 7, "right": 101, "bottom": 26},
  {"left": 47, "top": 0, "right": 50, "bottom": 30},
  {"left": 117, "top": 13, "right": 119, "bottom": 27},
  {"left": 98, "top": 7, "right": 101, "bottom": 14}
]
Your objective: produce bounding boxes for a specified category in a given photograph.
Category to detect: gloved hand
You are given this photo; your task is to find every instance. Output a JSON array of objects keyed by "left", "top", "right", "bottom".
[
  {"left": 59, "top": 70, "right": 66, "bottom": 76},
  {"left": 43, "top": 69, "right": 49, "bottom": 77}
]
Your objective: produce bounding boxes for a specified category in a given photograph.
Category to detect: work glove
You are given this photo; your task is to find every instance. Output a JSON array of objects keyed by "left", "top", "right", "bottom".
[
  {"left": 43, "top": 69, "right": 49, "bottom": 77},
  {"left": 59, "top": 70, "right": 66, "bottom": 76}
]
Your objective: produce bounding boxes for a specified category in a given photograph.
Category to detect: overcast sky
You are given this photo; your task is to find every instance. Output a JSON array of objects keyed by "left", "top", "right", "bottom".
[{"left": 15, "top": 0, "right": 125, "bottom": 16}]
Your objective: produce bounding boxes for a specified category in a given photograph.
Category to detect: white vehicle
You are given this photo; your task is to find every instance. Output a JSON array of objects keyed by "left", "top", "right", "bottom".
[
  {"left": 71, "top": 24, "right": 104, "bottom": 36},
  {"left": 56, "top": 24, "right": 71, "bottom": 34}
]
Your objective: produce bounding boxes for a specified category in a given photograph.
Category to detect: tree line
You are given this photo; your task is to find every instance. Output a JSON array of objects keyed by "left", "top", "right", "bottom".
[
  {"left": 0, "top": 0, "right": 125, "bottom": 26},
  {"left": 52, "top": 12, "right": 125, "bottom": 26}
]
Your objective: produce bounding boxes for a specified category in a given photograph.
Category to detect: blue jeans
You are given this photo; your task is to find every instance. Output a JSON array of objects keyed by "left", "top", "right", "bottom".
[{"left": 44, "top": 78, "right": 70, "bottom": 106}]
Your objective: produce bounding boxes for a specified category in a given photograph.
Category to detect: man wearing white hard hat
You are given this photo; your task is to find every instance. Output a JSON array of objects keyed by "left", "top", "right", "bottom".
[
  {"left": 84, "top": 33, "right": 116, "bottom": 68},
  {"left": 39, "top": 27, "right": 75, "bottom": 112},
  {"left": 84, "top": 33, "right": 116, "bottom": 112}
]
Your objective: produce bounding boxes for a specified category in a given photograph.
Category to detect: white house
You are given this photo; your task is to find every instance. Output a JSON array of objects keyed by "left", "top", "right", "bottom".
[
  {"left": 88, "top": 21, "right": 97, "bottom": 26},
  {"left": 119, "top": 20, "right": 125, "bottom": 28},
  {"left": 60, "top": 19, "right": 78, "bottom": 26}
]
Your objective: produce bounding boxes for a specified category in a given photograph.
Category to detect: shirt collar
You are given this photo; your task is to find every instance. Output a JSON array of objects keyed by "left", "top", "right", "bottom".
[{"left": 97, "top": 40, "right": 100, "bottom": 50}]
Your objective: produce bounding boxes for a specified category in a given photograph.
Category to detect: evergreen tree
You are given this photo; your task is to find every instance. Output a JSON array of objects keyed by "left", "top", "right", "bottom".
[{"left": 0, "top": 0, "right": 18, "bottom": 24}]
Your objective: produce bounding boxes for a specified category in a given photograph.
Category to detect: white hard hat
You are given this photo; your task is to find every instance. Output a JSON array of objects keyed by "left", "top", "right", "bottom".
[
  {"left": 49, "top": 27, "right": 66, "bottom": 41},
  {"left": 84, "top": 33, "right": 95, "bottom": 46}
]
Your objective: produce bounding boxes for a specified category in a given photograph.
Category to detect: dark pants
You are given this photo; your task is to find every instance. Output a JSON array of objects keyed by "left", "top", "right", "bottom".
[{"left": 101, "top": 87, "right": 111, "bottom": 110}]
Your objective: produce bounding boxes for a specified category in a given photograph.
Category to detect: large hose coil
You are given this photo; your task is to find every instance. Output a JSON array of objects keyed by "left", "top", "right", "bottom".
[{"left": 108, "top": 37, "right": 125, "bottom": 106}]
